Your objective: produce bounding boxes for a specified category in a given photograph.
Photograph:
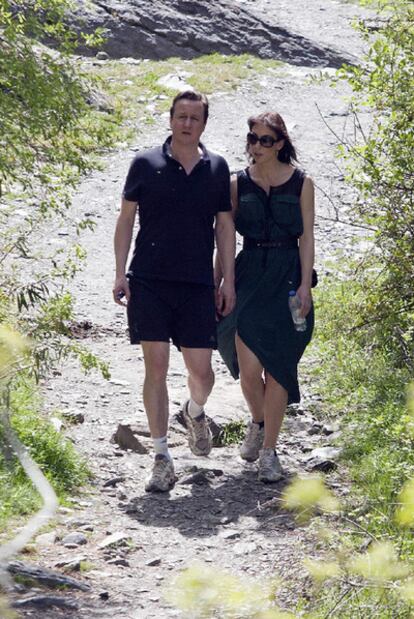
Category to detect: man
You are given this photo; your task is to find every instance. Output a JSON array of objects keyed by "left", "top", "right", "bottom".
[{"left": 113, "top": 90, "right": 235, "bottom": 493}]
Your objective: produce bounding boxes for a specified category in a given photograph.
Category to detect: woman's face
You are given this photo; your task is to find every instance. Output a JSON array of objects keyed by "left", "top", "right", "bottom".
[{"left": 247, "top": 122, "right": 283, "bottom": 164}]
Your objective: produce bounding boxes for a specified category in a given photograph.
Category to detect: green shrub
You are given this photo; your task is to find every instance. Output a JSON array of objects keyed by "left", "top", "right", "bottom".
[{"left": 0, "top": 378, "right": 90, "bottom": 529}]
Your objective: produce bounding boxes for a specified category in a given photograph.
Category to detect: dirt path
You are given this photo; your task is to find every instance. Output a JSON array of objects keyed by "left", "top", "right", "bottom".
[{"left": 12, "top": 2, "right": 371, "bottom": 617}]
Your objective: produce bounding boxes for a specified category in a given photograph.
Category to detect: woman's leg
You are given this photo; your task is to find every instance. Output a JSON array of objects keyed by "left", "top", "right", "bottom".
[
  {"left": 262, "top": 372, "right": 288, "bottom": 449},
  {"left": 235, "top": 334, "right": 265, "bottom": 422}
]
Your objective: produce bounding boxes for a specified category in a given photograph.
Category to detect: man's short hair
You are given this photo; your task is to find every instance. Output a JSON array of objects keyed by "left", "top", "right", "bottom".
[{"left": 170, "top": 90, "right": 209, "bottom": 123}]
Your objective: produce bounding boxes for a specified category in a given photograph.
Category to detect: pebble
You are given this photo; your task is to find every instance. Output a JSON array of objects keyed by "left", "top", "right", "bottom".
[
  {"left": 98, "top": 532, "right": 131, "bottom": 549},
  {"left": 61, "top": 533, "right": 88, "bottom": 546},
  {"left": 35, "top": 531, "right": 57, "bottom": 547},
  {"left": 145, "top": 558, "right": 162, "bottom": 567}
]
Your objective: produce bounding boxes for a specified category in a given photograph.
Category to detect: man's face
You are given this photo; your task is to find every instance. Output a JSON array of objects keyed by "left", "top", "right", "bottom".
[{"left": 170, "top": 99, "right": 206, "bottom": 146}]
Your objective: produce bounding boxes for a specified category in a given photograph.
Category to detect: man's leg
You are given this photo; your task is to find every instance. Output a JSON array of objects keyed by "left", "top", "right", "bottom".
[
  {"left": 181, "top": 347, "right": 214, "bottom": 456},
  {"left": 181, "top": 347, "right": 214, "bottom": 408},
  {"left": 141, "top": 341, "right": 170, "bottom": 438},
  {"left": 141, "top": 341, "right": 175, "bottom": 492}
]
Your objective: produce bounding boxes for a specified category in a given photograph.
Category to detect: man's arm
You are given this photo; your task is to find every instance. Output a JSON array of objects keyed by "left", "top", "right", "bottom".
[
  {"left": 215, "top": 210, "right": 236, "bottom": 316},
  {"left": 113, "top": 198, "right": 138, "bottom": 306}
]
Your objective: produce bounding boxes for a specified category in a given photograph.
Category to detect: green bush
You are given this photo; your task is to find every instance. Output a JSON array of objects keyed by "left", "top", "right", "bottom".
[
  {"left": 334, "top": 0, "right": 414, "bottom": 366},
  {"left": 0, "top": 379, "right": 90, "bottom": 528}
]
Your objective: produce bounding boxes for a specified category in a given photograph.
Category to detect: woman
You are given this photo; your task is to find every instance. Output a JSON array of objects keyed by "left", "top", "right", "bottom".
[{"left": 215, "top": 112, "right": 315, "bottom": 482}]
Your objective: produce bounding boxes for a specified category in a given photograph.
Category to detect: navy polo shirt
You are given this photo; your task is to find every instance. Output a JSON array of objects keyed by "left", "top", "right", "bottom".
[{"left": 122, "top": 137, "right": 231, "bottom": 286}]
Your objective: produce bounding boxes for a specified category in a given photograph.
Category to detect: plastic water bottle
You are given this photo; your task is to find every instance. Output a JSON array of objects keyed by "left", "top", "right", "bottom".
[{"left": 288, "top": 290, "right": 307, "bottom": 331}]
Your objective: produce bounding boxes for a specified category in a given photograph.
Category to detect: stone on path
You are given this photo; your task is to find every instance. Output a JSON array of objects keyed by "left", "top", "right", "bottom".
[
  {"left": 62, "top": 532, "right": 88, "bottom": 546},
  {"left": 305, "top": 446, "right": 341, "bottom": 472},
  {"left": 7, "top": 561, "right": 90, "bottom": 591},
  {"left": 62, "top": 409, "right": 85, "bottom": 424},
  {"left": 112, "top": 423, "right": 149, "bottom": 453},
  {"left": 12, "top": 595, "right": 79, "bottom": 610},
  {"left": 35, "top": 531, "right": 57, "bottom": 547},
  {"left": 98, "top": 532, "right": 131, "bottom": 549}
]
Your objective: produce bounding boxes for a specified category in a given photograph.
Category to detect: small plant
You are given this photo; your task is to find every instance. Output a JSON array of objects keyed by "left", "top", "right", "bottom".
[{"left": 214, "top": 420, "right": 246, "bottom": 446}]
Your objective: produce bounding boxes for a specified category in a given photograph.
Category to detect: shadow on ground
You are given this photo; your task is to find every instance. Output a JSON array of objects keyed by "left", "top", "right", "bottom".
[{"left": 123, "top": 467, "right": 298, "bottom": 538}]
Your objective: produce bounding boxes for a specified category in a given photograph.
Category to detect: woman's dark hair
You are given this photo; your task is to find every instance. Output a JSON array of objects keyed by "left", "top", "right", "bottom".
[
  {"left": 247, "top": 112, "right": 298, "bottom": 164},
  {"left": 170, "top": 90, "right": 209, "bottom": 123}
]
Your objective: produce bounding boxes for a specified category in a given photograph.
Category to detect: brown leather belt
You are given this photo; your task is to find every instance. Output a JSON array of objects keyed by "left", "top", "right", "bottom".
[{"left": 243, "top": 237, "right": 298, "bottom": 250}]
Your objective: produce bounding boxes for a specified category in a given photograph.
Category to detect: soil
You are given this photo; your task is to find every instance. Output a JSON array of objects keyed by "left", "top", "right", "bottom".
[{"left": 9, "top": 1, "right": 372, "bottom": 617}]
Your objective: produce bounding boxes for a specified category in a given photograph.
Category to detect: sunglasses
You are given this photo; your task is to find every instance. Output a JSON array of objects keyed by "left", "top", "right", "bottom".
[{"left": 246, "top": 131, "right": 281, "bottom": 148}]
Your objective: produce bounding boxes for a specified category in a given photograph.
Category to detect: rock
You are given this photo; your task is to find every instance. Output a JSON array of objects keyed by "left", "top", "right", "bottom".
[
  {"left": 54, "top": 557, "right": 86, "bottom": 572},
  {"left": 157, "top": 72, "right": 193, "bottom": 90},
  {"left": 308, "top": 422, "right": 323, "bottom": 435},
  {"left": 178, "top": 471, "right": 212, "bottom": 485},
  {"left": 308, "top": 447, "right": 341, "bottom": 460},
  {"left": 35, "top": 531, "right": 57, "bottom": 547},
  {"left": 305, "top": 446, "right": 341, "bottom": 472},
  {"left": 99, "top": 591, "right": 109, "bottom": 600},
  {"left": 123, "top": 422, "right": 152, "bottom": 438},
  {"left": 112, "top": 424, "right": 149, "bottom": 453},
  {"left": 146, "top": 558, "right": 161, "bottom": 566},
  {"left": 286, "top": 404, "right": 304, "bottom": 416},
  {"left": 62, "top": 410, "right": 85, "bottom": 424},
  {"left": 84, "top": 85, "right": 115, "bottom": 113},
  {"left": 11, "top": 595, "right": 79, "bottom": 610},
  {"left": 64, "top": 0, "right": 355, "bottom": 69},
  {"left": 323, "top": 423, "right": 340, "bottom": 435},
  {"left": 62, "top": 532, "right": 88, "bottom": 546},
  {"left": 233, "top": 541, "right": 258, "bottom": 556},
  {"left": 219, "top": 529, "right": 241, "bottom": 540},
  {"left": 103, "top": 476, "right": 126, "bottom": 488},
  {"left": 107, "top": 558, "right": 130, "bottom": 567},
  {"left": 7, "top": 561, "right": 90, "bottom": 591},
  {"left": 98, "top": 532, "right": 131, "bottom": 549},
  {"left": 96, "top": 51, "right": 109, "bottom": 60},
  {"left": 209, "top": 418, "right": 225, "bottom": 443}
]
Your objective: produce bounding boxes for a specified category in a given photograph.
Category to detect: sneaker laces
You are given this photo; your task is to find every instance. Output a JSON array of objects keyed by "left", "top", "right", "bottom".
[
  {"left": 151, "top": 457, "right": 171, "bottom": 481},
  {"left": 191, "top": 414, "right": 209, "bottom": 440},
  {"left": 244, "top": 422, "right": 262, "bottom": 446}
]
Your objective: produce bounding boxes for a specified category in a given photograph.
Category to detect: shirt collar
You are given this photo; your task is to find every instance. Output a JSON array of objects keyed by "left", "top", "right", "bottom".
[{"left": 162, "top": 135, "right": 210, "bottom": 163}]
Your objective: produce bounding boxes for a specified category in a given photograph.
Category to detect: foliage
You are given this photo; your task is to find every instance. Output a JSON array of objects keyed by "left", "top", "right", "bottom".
[
  {"left": 0, "top": 328, "right": 89, "bottom": 529},
  {"left": 334, "top": 0, "right": 414, "bottom": 368},
  {"left": 282, "top": 475, "right": 339, "bottom": 523},
  {"left": 214, "top": 420, "right": 246, "bottom": 446},
  {"left": 167, "top": 563, "right": 295, "bottom": 619},
  {"left": 0, "top": 0, "right": 116, "bottom": 381}
]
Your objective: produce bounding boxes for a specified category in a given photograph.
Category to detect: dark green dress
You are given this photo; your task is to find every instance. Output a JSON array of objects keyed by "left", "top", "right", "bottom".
[{"left": 217, "top": 167, "right": 314, "bottom": 404}]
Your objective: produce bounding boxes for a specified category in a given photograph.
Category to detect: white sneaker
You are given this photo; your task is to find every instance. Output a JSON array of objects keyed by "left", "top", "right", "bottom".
[
  {"left": 182, "top": 400, "right": 212, "bottom": 457},
  {"left": 145, "top": 455, "right": 176, "bottom": 492},
  {"left": 258, "top": 448, "right": 283, "bottom": 483},
  {"left": 240, "top": 421, "right": 264, "bottom": 462}
]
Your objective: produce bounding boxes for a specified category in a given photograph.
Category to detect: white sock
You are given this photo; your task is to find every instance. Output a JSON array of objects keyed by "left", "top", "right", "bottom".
[
  {"left": 153, "top": 436, "right": 171, "bottom": 460},
  {"left": 187, "top": 398, "right": 204, "bottom": 418}
]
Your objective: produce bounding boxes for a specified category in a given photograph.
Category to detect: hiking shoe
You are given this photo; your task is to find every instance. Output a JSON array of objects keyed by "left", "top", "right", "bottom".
[
  {"left": 258, "top": 448, "right": 283, "bottom": 483},
  {"left": 240, "top": 421, "right": 265, "bottom": 462},
  {"left": 145, "top": 455, "right": 176, "bottom": 493},
  {"left": 182, "top": 400, "right": 212, "bottom": 456}
]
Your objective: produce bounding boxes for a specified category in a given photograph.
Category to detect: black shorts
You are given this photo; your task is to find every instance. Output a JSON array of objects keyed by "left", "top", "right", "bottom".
[{"left": 127, "top": 278, "right": 217, "bottom": 349}]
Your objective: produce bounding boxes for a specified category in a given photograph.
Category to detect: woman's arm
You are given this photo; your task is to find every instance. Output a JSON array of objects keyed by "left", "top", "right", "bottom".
[{"left": 297, "top": 176, "right": 315, "bottom": 317}]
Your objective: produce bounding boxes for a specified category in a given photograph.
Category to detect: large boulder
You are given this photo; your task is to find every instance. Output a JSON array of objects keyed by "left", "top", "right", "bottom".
[{"left": 67, "top": 0, "right": 354, "bottom": 67}]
